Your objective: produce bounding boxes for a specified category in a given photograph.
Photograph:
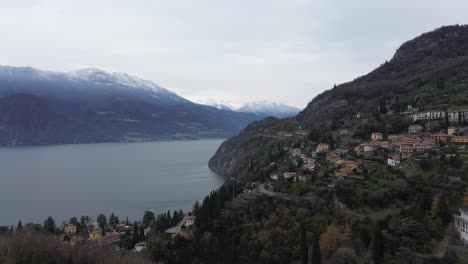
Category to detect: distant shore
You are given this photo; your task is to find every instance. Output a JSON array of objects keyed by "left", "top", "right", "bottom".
[{"left": 0, "top": 137, "right": 228, "bottom": 148}]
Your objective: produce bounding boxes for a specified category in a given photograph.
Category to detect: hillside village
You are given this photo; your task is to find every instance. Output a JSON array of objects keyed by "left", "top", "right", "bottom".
[{"left": 262, "top": 108, "right": 468, "bottom": 186}]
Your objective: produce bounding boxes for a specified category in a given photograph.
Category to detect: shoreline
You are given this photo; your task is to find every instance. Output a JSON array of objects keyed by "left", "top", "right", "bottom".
[{"left": 0, "top": 137, "right": 228, "bottom": 149}]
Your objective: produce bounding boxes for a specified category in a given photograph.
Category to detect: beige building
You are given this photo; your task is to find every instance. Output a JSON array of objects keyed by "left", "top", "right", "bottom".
[
  {"left": 448, "top": 126, "right": 458, "bottom": 135},
  {"left": 316, "top": 143, "right": 330, "bottom": 152},
  {"left": 371, "top": 132, "right": 383, "bottom": 141}
]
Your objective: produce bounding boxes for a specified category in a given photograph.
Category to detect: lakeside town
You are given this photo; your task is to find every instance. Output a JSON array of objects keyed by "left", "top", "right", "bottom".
[
  {"left": 0, "top": 211, "right": 196, "bottom": 255},
  {"left": 248, "top": 107, "right": 468, "bottom": 250}
]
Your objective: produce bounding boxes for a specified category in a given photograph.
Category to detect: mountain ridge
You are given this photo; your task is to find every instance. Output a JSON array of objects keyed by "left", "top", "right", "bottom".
[
  {"left": 0, "top": 66, "right": 260, "bottom": 145},
  {"left": 209, "top": 24, "right": 468, "bottom": 177}
]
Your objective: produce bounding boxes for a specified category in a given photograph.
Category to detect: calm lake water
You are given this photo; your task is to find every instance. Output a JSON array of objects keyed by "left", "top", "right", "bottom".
[{"left": 0, "top": 139, "right": 225, "bottom": 226}]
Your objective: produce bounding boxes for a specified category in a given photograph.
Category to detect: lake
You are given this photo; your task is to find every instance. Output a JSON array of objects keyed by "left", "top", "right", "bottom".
[{"left": 0, "top": 139, "right": 226, "bottom": 226}]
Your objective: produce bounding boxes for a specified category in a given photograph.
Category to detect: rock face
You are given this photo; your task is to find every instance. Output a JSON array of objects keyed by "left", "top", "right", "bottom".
[
  {"left": 209, "top": 117, "right": 288, "bottom": 176},
  {"left": 209, "top": 25, "right": 468, "bottom": 176}
]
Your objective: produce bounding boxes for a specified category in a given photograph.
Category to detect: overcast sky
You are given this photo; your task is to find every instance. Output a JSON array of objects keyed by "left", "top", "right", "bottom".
[{"left": 1, "top": 0, "right": 467, "bottom": 107}]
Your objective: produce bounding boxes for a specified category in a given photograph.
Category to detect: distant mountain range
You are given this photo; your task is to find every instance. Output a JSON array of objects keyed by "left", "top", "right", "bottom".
[
  {"left": 0, "top": 66, "right": 264, "bottom": 145},
  {"left": 197, "top": 99, "right": 300, "bottom": 118}
]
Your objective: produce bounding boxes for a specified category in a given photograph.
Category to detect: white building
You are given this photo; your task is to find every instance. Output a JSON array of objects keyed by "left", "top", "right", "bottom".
[
  {"left": 270, "top": 174, "right": 279, "bottom": 181},
  {"left": 283, "top": 172, "right": 297, "bottom": 180},
  {"left": 134, "top": 242, "right": 148, "bottom": 252},
  {"left": 455, "top": 208, "right": 468, "bottom": 244},
  {"left": 387, "top": 155, "right": 401, "bottom": 167}
]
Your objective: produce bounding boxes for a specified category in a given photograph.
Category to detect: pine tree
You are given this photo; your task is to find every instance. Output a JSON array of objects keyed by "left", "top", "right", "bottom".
[
  {"left": 143, "top": 211, "right": 155, "bottom": 227},
  {"left": 193, "top": 200, "right": 200, "bottom": 213},
  {"left": 431, "top": 197, "right": 441, "bottom": 219},
  {"left": 80, "top": 215, "right": 90, "bottom": 226},
  {"left": 312, "top": 234, "right": 321, "bottom": 264},
  {"left": 379, "top": 99, "right": 387, "bottom": 114},
  {"left": 139, "top": 224, "right": 145, "bottom": 242},
  {"left": 132, "top": 222, "right": 139, "bottom": 247},
  {"left": 76, "top": 223, "right": 81, "bottom": 235},
  {"left": 371, "top": 221, "right": 384, "bottom": 263},
  {"left": 16, "top": 220, "right": 23, "bottom": 232},
  {"left": 69, "top": 217, "right": 78, "bottom": 226},
  {"left": 437, "top": 195, "right": 452, "bottom": 225},
  {"left": 43, "top": 216, "right": 56, "bottom": 233},
  {"left": 97, "top": 214, "right": 107, "bottom": 230},
  {"left": 300, "top": 222, "right": 308, "bottom": 264},
  {"left": 172, "top": 210, "right": 179, "bottom": 226},
  {"left": 109, "top": 213, "right": 119, "bottom": 227}
]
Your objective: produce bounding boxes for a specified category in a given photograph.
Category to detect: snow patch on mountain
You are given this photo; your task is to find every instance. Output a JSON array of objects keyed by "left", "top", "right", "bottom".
[
  {"left": 197, "top": 98, "right": 301, "bottom": 118},
  {"left": 238, "top": 101, "right": 301, "bottom": 118},
  {"left": 68, "top": 69, "right": 175, "bottom": 94},
  {"left": 197, "top": 99, "right": 237, "bottom": 111}
]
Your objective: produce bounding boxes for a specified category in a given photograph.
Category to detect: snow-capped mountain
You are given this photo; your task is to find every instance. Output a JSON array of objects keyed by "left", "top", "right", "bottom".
[
  {"left": 0, "top": 65, "right": 259, "bottom": 145},
  {"left": 197, "top": 99, "right": 237, "bottom": 111},
  {"left": 69, "top": 69, "right": 175, "bottom": 94},
  {"left": 197, "top": 99, "right": 301, "bottom": 118},
  {"left": 0, "top": 66, "right": 184, "bottom": 102},
  {"left": 238, "top": 101, "right": 301, "bottom": 118}
]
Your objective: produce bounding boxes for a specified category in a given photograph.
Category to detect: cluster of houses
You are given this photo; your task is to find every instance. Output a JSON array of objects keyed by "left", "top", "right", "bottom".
[
  {"left": 326, "top": 153, "right": 359, "bottom": 178},
  {"left": 264, "top": 112, "right": 468, "bottom": 184},
  {"left": 269, "top": 145, "right": 319, "bottom": 182},
  {"left": 275, "top": 128, "right": 309, "bottom": 138},
  {"left": 355, "top": 130, "right": 436, "bottom": 167},
  {"left": 356, "top": 107, "right": 468, "bottom": 124},
  {"left": 60, "top": 222, "right": 130, "bottom": 247},
  {"left": 270, "top": 139, "right": 361, "bottom": 181},
  {"left": 410, "top": 110, "right": 468, "bottom": 122},
  {"left": 58, "top": 214, "right": 197, "bottom": 251},
  {"left": 291, "top": 148, "right": 316, "bottom": 171},
  {"left": 355, "top": 123, "right": 468, "bottom": 168},
  {"left": 431, "top": 128, "right": 468, "bottom": 144}
]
